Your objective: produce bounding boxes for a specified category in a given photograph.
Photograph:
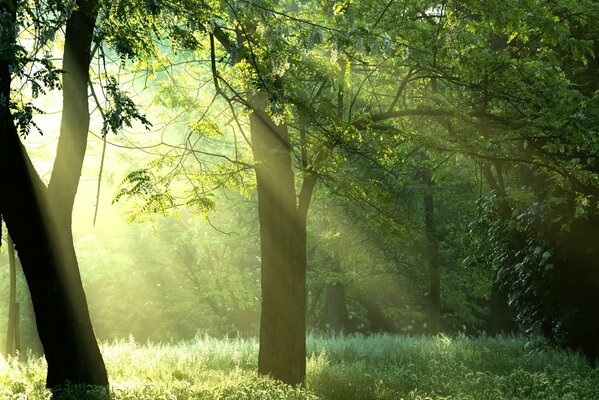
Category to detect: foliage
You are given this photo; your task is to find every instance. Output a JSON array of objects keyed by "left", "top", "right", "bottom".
[
  {"left": 1, "top": 0, "right": 70, "bottom": 137},
  {"left": 468, "top": 169, "right": 599, "bottom": 359},
  {"left": 101, "top": 77, "right": 152, "bottom": 137}
]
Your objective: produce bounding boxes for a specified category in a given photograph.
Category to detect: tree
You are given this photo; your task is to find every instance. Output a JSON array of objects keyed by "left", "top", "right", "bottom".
[
  {"left": 108, "top": 0, "right": 599, "bottom": 373},
  {"left": 115, "top": 0, "right": 471, "bottom": 382},
  {"left": 416, "top": 0, "right": 599, "bottom": 355},
  {"left": 5, "top": 232, "right": 19, "bottom": 356},
  {"left": 421, "top": 166, "right": 441, "bottom": 335},
  {"left": 115, "top": 0, "right": 339, "bottom": 383},
  {"left": 0, "top": 0, "right": 108, "bottom": 392}
]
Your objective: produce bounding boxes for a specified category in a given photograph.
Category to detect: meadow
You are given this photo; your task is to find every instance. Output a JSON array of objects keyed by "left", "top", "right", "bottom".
[{"left": 0, "top": 334, "right": 597, "bottom": 399}]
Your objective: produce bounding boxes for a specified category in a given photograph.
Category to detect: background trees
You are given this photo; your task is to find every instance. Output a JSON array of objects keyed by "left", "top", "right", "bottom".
[
  {"left": 0, "top": 0, "right": 598, "bottom": 393},
  {"left": 84, "top": 0, "right": 599, "bottom": 370}
]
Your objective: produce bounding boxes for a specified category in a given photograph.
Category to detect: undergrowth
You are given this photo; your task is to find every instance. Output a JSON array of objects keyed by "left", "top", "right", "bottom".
[{"left": 0, "top": 334, "right": 597, "bottom": 399}]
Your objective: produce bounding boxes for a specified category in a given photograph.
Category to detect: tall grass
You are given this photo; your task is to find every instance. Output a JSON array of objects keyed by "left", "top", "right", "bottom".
[{"left": 0, "top": 334, "right": 597, "bottom": 399}]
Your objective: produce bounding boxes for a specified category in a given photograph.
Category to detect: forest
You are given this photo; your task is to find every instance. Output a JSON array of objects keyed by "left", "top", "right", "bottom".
[{"left": 0, "top": 0, "right": 598, "bottom": 398}]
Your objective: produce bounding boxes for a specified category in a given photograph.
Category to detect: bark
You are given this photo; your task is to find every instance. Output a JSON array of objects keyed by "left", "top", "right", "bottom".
[
  {"left": 213, "top": 18, "right": 324, "bottom": 386},
  {"left": 14, "top": 302, "right": 20, "bottom": 353},
  {"left": 488, "top": 280, "right": 517, "bottom": 335},
  {"left": 481, "top": 163, "right": 518, "bottom": 335},
  {"left": 323, "top": 56, "right": 348, "bottom": 337},
  {"left": 0, "top": 0, "right": 108, "bottom": 391},
  {"left": 6, "top": 234, "right": 17, "bottom": 356},
  {"left": 48, "top": 0, "right": 97, "bottom": 222},
  {"left": 324, "top": 281, "right": 347, "bottom": 335},
  {"left": 0, "top": 103, "right": 108, "bottom": 390},
  {"left": 360, "top": 297, "right": 395, "bottom": 333},
  {"left": 250, "top": 91, "right": 307, "bottom": 385},
  {"left": 422, "top": 169, "right": 441, "bottom": 335}
]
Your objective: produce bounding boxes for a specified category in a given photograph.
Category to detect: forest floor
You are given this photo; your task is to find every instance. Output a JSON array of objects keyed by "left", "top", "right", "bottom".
[{"left": 0, "top": 334, "right": 597, "bottom": 399}]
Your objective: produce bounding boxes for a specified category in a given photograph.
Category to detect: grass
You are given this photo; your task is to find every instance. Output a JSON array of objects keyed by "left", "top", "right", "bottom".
[{"left": 0, "top": 334, "right": 597, "bottom": 399}]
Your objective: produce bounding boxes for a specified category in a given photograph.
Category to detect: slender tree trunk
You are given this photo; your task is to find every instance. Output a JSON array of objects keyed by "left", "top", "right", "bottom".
[
  {"left": 324, "top": 280, "right": 347, "bottom": 335},
  {"left": 6, "top": 233, "right": 17, "bottom": 356},
  {"left": 488, "top": 280, "right": 517, "bottom": 334},
  {"left": 422, "top": 169, "right": 441, "bottom": 335},
  {"left": 359, "top": 296, "right": 394, "bottom": 333},
  {"left": 44, "top": 0, "right": 108, "bottom": 387},
  {"left": 319, "top": 55, "right": 349, "bottom": 337},
  {"left": 250, "top": 91, "right": 307, "bottom": 385},
  {"left": 0, "top": 0, "right": 108, "bottom": 391},
  {"left": 323, "top": 254, "right": 347, "bottom": 335},
  {"left": 481, "top": 163, "right": 518, "bottom": 335},
  {"left": 14, "top": 302, "right": 20, "bottom": 353}
]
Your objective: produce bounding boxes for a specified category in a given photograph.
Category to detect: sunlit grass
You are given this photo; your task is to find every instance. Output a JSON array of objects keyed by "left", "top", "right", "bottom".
[{"left": 0, "top": 334, "right": 597, "bottom": 399}]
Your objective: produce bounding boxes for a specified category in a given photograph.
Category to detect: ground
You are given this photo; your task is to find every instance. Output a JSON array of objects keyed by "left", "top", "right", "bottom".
[{"left": 0, "top": 334, "right": 597, "bottom": 399}]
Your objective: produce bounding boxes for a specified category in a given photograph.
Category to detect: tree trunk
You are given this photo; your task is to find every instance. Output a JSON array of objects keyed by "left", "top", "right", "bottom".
[
  {"left": 323, "top": 56, "right": 348, "bottom": 337},
  {"left": 324, "top": 281, "right": 347, "bottom": 335},
  {"left": 0, "top": 112, "right": 108, "bottom": 390},
  {"left": 212, "top": 16, "right": 327, "bottom": 386},
  {"left": 422, "top": 169, "right": 441, "bottom": 335},
  {"left": 0, "top": 109, "right": 108, "bottom": 391},
  {"left": 481, "top": 163, "right": 518, "bottom": 335},
  {"left": 488, "top": 279, "right": 518, "bottom": 335},
  {"left": 14, "top": 302, "right": 20, "bottom": 353},
  {"left": 250, "top": 92, "right": 307, "bottom": 385},
  {"left": 44, "top": 0, "right": 108, "bottom": 388},
  {"left": 360, "top": 297, "right": 394, "bottom": 333},
  {"left": 6, "top": 233, "right": 17, "bottom": 356},
  {"left": 0, "top": 0, "right": 108, "bottom": 391}
]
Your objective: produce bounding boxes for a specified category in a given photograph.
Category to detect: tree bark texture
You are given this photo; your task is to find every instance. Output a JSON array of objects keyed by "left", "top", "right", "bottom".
[
  {"left": 250, "top": 91, "right": 307, "bottom": 385},
  {"left": 422, "top": 169, "right": 441, "bottom": 335},
  {"left": 481, "top": 163, "right": 518, "bottom": 335},
  {"left": 5, "top": 233, "right": 17, "bottom": 356},
  {"left": 324, "top": 281, "right": 347, "bottom": 335},
  {"left": 0, "top": 0, "right": 108, "bottom": 390}
]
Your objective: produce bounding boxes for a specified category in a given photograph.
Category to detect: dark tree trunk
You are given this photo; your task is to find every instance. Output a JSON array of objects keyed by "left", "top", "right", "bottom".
[
  {"left": 360, "top": 297, "right": 395, "bottom": 333},
  {"left": 44, "top": 0, "right": 108, "bottom": 388},
  {"left": 488, "top": 279, "right": 518, "bottom": 335},
  {"left": 481, "top": 163, "right": 518, "bottom": 335},
  {"left": 0, "top": 0, "right": 108, "bottom": 392},
  {"left": 6, "top": 233, "right": 17, "bottom": 356},
  {"left": 48, "top": 0, "right": 97, "bottom": 220},
  {"left": 323, "top": 57, "right": 348, "bottom": 337},
  {"left": 211, "top": 12, "right": 327, "bottom": 384},
  {"left": 212, "top": 19, "right": 327, "bottom": 386},
  {"left": 422, "top": 169, "right": 441, "bottom": 335},
  {"left": 0, "top": 108, "right": 108, "bottom": 390},
  {"left": 250, "top": 92, "right": 307, "bottom": 385},
  {"left": 324, "top": 281, "right": 347, "bottom": 335}
]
